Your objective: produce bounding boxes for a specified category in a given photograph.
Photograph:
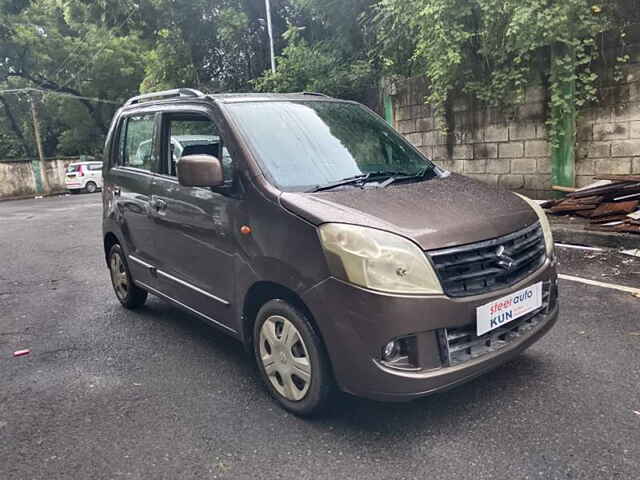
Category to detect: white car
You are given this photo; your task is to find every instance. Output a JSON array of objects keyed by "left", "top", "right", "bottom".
[{"left": 65, "top": 161, "right": 103, "bottom": 193}]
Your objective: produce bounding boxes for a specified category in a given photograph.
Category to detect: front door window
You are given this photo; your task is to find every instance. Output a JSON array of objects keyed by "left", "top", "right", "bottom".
[{"left": 162, "top": 113, "right": 233, "bottom": 182}]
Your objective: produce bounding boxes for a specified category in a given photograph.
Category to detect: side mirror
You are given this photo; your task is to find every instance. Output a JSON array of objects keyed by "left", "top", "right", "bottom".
[{"left": 177, "top": 154, "right": 224, "bottom": 188}]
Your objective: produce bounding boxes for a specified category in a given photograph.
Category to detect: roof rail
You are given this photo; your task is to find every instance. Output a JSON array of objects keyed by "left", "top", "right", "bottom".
[
  {"left": 124, "top": 88, "right": 205, "bottom": 106},
  {"left": 299, "top": 91, "right": 330, "bottom": 98}
]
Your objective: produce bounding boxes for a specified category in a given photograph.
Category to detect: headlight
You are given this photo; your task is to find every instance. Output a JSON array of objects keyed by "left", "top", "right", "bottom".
[
  {"left": 514, "top": 193, "right": 555, "bottom": 257},
  {"left": 318, "top": 223, "right": 443, "bottom": 294}
]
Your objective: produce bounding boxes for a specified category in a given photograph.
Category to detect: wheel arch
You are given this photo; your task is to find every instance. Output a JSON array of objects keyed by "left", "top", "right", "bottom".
[
  {"left": 103, "top": 231, "right": 120, "bottom": 266},
  {"left": 241, "top": 281, "right": 325, "bottom": 353}
]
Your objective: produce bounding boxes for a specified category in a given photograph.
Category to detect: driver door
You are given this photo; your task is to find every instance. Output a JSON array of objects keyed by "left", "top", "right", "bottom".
[{"left": 148, "top": 109, "right": 239, "bottom": 330}]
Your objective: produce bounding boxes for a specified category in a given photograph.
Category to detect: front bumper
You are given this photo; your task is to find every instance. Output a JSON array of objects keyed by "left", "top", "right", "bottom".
[{"left": 302, "top": 259, "right": 558, "bottom": 402}]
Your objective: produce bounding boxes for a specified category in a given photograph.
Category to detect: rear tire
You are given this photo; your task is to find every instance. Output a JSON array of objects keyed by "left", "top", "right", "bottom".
[
  {"left": 108, "top": 244, "right": 147, "bottom": 309},
  {"left": 85, "top": 181, "right": 97, "bottom": 194},
  {"left": 253, "top": 299, "right": 334, "bottom": 417}
]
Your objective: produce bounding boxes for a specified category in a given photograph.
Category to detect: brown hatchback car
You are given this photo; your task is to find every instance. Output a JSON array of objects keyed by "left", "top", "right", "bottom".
[{"left": 103, "top": 88, "right": 559, "bottom": 415}]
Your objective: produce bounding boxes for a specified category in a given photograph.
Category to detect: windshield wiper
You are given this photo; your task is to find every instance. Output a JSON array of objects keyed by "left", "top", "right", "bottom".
[
  {"left": 310, "top": 173, "right": 370, "bottom": 192},
  {"left": 309, "top": 166, "right": 437, "bottom": 192},
  {"left": 377, "top": 165, "right": 437, "bottom": 188},
  {"left": 366, "top": 170, "right": 412, "bottom": 178}
]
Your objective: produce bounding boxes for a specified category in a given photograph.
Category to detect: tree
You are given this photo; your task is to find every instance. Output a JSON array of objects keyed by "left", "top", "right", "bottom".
[
  {"left": 0, "top": 92, "right": 32, "bottom": 157},
  {"left": 2, "top": 0, "right": 632, "bottom": 160},
  {"left": 0, "top": 0, "right": 147, "bottom": 156},
  {"left": 140, "top": 0, "right": 279, "bottom": 93},
  {"left": 253, "top": 0, "right": 379, "bottom": 104}
]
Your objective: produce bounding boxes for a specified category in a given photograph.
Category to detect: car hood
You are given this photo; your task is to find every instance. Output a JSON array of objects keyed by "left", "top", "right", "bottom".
[{"left": 280, "top": 173, "right": 538, "bottom": 251}]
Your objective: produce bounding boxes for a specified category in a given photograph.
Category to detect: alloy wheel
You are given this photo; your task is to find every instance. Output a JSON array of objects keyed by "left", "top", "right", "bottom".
[{"left": 259, "top": 315, "right": 312, "bottom": 401}]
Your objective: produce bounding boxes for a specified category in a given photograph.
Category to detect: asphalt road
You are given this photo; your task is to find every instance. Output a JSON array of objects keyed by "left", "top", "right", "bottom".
[{"left": 1, "top": 194, "right": 639, "bottom": 480}]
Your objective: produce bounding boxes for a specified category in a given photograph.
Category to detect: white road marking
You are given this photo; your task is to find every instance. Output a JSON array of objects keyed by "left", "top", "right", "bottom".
[
  {"left": 558, "top": 273, "right": 640, "bottom": 295},
  {"left": 621, "top": 249, "right": 640, "bottom": 258},
  {"left": 555, "top": 243, "right": 604, "bottom": 252}
]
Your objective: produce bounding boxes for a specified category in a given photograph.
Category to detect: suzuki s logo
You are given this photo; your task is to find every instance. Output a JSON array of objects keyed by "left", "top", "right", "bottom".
[{"left": 495, "top": 245, "right": 515, "bottom": 271}]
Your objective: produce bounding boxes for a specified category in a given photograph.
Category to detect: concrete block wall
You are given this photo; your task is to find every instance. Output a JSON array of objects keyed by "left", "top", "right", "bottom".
[
  {"left": 0, "top": 157, "right": 79, "bottom": 198},
  {"left": 393, "top": 82, "right": 552, "bottom": 198},
  {"left": 0, "top": 160, "right": 39, "bottom": 198},
  {"left": 576, "top": 66, "right": 640, "bottom": 187},
  {"left": 391, "top": 32, "right": 640, "bottom": 198}
]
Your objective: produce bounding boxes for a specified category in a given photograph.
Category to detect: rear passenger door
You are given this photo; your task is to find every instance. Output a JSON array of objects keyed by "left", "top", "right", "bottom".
[
  {"left": 107, "top": 111, "right": 161, "bottom": 289},
  {"left": 87, "top": 162, "right": 103, "bottom": 188},
  {"left": 148, "top": 108, "right": 239, "bottom": 330}
]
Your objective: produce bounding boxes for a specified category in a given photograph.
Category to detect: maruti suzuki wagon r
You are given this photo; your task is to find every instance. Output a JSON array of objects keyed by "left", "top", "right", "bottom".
[
  {"left": 102, "top": 88, "right": 559, "bottom": 416},
  {"left": 65, "top": 161, "right": 103, "bottom": 193}
]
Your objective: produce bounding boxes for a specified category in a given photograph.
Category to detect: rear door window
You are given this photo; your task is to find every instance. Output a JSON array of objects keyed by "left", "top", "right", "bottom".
[{"left": 119, "top": 114, "right": 157, "bottom": 171}]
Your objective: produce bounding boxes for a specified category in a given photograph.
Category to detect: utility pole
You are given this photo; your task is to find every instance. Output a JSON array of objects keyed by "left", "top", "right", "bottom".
[
  {"left": 29, "top": 93, "right": 49, "bottom": 194},
  {"left": 265, "top": 0, "right": 276, "bottom": 73}
]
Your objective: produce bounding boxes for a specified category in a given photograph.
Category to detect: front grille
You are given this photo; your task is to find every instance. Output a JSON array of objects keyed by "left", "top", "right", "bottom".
[
  {"left": 428, "top": 222, "right": 546, "bottom": 297},
  {"left": 438, "top": 282, "right": 552, "bottom": 367}
]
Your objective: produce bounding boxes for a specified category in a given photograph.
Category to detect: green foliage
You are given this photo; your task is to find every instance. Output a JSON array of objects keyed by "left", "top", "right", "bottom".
[
  {"left": 140, "top": 28, "right": 198, "bottom": 92},
  {"left": 253, "top": 27, "right": 375, "bottom": 103},
  {"left": 253, "top": 0, "right": 379, "bottom": 103},
  {"left": 140, "top": 0, "right": 278, "bottom": 93},
  {"left": 375, "top": 0, "right": 627, "bottom": 146},
  {"left": 0, "top": 0, "right": 278, "bottom": 157},
  {"left": 0, "top": 0, "right": 147, "bottom": 157},
  {"left": 0, "top": 0, "right": 635, "bottom": 158}
]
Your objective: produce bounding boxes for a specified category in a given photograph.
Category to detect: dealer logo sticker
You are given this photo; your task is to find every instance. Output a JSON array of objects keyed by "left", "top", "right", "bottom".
[{"left": 476, "top": 282, "right": 543, "bottom": 335}]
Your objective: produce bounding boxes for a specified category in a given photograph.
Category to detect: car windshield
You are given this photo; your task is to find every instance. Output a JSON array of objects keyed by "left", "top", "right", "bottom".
[
  {"left": 225, "top": 101, "right": 435, "bottom": 191},
  {"left": 67, "top": 164, "right": 82, "bottom": 173}
]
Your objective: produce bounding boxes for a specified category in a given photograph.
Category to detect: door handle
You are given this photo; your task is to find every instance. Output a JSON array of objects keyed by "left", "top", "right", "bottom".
[{"left": 150, "top": 198, "right": 167, "bottom": 211}]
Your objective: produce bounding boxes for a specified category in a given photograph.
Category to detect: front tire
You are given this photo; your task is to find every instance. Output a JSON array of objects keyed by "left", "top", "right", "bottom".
[
  {"left": 253, "top": 299, "right": 334, "bottom": 416},
  {"left": 108, "top": 244, "right": 147, "bottom": 309}
]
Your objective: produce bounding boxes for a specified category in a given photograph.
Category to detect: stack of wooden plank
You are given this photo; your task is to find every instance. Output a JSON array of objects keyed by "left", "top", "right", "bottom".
[{"left": 542, "top": 175, "right": 640, "bottom": 234}]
